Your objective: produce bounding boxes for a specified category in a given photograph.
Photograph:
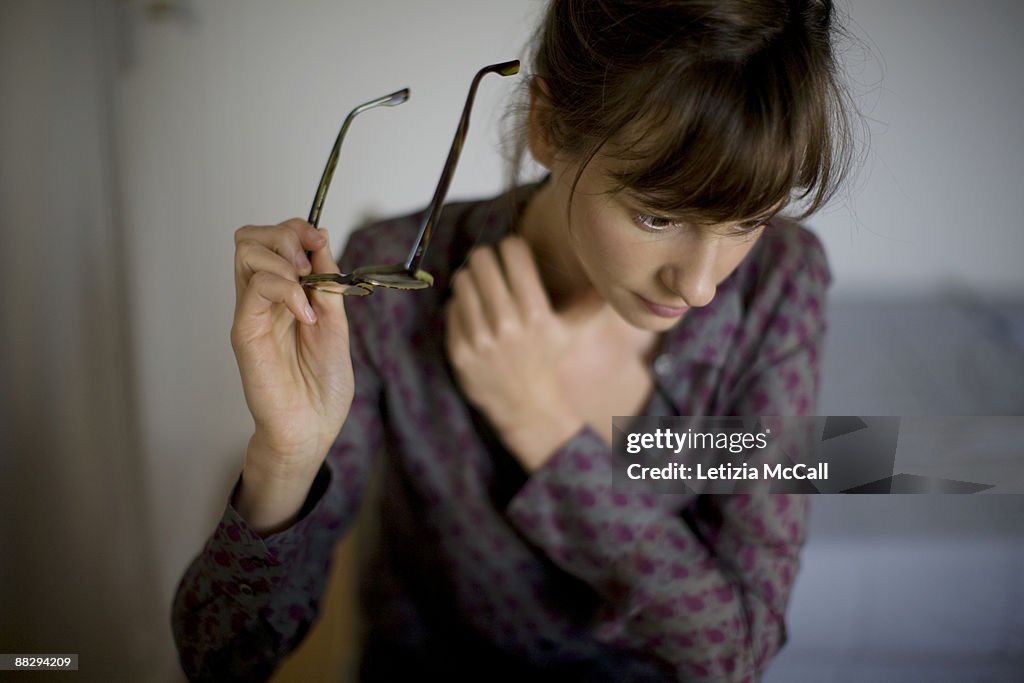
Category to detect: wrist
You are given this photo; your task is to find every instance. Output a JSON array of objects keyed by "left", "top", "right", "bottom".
[
  {"left": 498, "top": 400, "right": 583, "bottom": 473},
  {"left": 246, "top": 427, "right": 330, "bottom": 478},
  {"left": 236, "top": 433, "right": 326, "bottom": 537},
  {"left": 235, "top": 459, "right": 320, "bottom": 537}
]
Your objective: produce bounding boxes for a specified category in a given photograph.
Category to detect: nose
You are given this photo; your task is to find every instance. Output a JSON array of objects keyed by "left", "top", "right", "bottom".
[{"left": 659, "top": 238, "right": 718, "bottom": 308}]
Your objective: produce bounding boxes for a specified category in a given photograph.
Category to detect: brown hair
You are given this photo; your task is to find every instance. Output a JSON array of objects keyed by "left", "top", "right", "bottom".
[{"left": 509, "top": 0, "right": 857, "bottom": 230}]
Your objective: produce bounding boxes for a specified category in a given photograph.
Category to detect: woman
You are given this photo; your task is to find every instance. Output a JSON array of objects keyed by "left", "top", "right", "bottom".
[{"left": 172, "top": 0, "right": 854, "bottom": 680}]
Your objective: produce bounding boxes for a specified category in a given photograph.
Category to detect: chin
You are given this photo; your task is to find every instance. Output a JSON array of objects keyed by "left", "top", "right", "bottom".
[{"left": 641, "top": 314, "right": 686, "bottom": 332}]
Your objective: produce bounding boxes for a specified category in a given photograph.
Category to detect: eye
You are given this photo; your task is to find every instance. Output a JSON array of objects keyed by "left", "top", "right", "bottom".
[{"left": 633, "top": 213, "right": 680, "bottom": 233}]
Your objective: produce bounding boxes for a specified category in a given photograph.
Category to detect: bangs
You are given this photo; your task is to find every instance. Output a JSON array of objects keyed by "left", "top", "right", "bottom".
[{"left": 575, "top": 40, "right": 850, "bottom": 229}]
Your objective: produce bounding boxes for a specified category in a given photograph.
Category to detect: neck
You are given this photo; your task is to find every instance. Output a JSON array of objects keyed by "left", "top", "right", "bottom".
[
  {"left": 517, "top": 179, "right": 661, "bottom": 355},
  {"left": 517, "top": 179, "right": 600, "bottom": 313}
]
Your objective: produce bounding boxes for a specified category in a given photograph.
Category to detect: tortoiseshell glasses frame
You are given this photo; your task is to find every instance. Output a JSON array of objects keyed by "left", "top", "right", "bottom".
[{"left": 300, "top": 60, "right": 520, "bottom": 296}]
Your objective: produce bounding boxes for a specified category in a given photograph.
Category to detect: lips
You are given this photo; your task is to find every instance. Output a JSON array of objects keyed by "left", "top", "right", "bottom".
[{"left": 638, "top": 294, "right": 689, "bottom": 318}]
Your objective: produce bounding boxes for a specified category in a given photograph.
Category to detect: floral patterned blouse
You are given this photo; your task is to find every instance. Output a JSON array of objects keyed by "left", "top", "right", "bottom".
[{"left": 172, "top": 182, "right": 831, "bottom": 682}]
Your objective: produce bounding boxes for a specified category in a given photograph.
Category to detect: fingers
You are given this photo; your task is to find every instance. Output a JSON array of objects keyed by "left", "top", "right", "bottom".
[
  {"left": 306, "top": 228, "right": 347, "bottom": 318},
  {"left": 236, "top": 270, "right": 318, "bottom": 330},
  {"left": 443, "top": 299, "right": 465, "bottom": 361},
  {"left": 234, "top": 239, "right": 302, "bottom": 296},
  {"left": 450, "top": 267, "right": 487, "bottom": 342},
  {"left": 452, "top": 236, "right": 550, "bottom": 333},
  {"left": 233, "top": 218, "right": 351, "bottom": 337},
  {"left": 234, "top": 218, "right": 325, "bottom": 292},
  {"left": 466, "top": 246, "right": 515, "bottom": 330},
  {"left": 308, "top": 228, "right": 341, "bottom": 276},
  {"left": 498, "top": 235, "right": 552, "bottom": 320}
]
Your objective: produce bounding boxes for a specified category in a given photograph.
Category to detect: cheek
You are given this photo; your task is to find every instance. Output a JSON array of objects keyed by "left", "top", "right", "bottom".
[{"left": 572, "top": 205, "right": 649, "bottom": 281}]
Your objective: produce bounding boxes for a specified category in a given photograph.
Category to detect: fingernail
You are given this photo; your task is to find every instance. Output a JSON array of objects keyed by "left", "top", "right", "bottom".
[
  {"left": 317, "top": 228, "right": 329, "bottom": 244},
  {"left": 304, "top": 304, "right": 317, "bottom": 323}
]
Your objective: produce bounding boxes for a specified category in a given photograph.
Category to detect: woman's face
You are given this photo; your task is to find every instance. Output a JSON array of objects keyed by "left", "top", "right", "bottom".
[{"left": 539, "top": 155, "right": 766, "bottom": 333}]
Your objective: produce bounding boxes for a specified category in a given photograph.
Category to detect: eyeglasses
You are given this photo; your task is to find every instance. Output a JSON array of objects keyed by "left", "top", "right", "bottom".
[{"left": 300, "top": 60, "right": 520, "bottom": 296}]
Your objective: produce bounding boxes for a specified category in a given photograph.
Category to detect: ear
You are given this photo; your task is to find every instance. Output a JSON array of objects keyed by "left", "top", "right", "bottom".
[{"left": 526, "top": 77, "right": 556, "bottom": 170}]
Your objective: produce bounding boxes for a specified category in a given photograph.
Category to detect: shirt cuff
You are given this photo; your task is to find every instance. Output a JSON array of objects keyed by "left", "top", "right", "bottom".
[
  {"left": 197, "top": 461, "right": 333, "bottom": 616},
  {"left": 504, "top": 426, "right": 677, "bottom": 594}
]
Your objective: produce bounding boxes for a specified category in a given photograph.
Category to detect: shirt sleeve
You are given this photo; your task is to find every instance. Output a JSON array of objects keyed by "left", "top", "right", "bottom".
[
  {"left": 170, "top": 312, "right": 384, "bottom": 682},
  {"left": 504, "top": 240, "right": 828, "bottom": 682}
]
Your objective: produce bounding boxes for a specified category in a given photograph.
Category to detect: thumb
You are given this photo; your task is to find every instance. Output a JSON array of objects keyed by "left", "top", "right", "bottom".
[
  {"left": 306, "top": 228, "right": 350, "bottom": 313},
  {"left": 309, "top": 228, "right": 341, "bottom": 275}
]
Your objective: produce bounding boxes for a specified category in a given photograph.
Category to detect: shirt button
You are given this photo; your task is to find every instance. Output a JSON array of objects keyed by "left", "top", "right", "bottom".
[
  {"left": 653, "top": 354, "right": 674, "bottom": 376},
  {"left": 238, "top": 583, "right": 254, "bottom": 597}
]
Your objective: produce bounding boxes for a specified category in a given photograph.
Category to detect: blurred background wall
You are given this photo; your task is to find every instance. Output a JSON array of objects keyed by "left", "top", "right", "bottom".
[{"left": 1, "top": 0, "right": 1021, "bottom": 681}]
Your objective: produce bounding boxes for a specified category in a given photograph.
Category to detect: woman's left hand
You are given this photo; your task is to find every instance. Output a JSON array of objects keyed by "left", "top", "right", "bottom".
[{"left": 445, "top": 235, "right": 584, "bottom": 471}]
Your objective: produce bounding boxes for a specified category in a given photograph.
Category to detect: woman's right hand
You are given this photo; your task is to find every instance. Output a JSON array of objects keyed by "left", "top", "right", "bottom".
[{"left": 230, "top": 218, "right": 354, "bottom": 484}]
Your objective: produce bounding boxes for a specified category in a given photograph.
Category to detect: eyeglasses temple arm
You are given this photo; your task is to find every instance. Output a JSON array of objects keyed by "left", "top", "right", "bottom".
[
  {"left": 308, "top": 88, "right": 410, "bottom": 228},
  {"left": 403, "top": 60, "right": 519, "bottom": 272}
]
